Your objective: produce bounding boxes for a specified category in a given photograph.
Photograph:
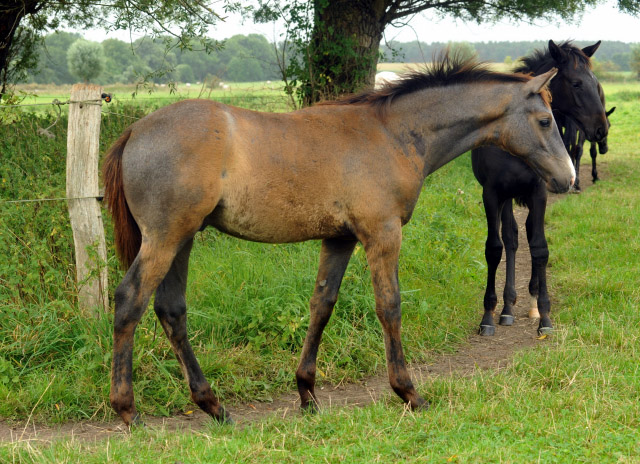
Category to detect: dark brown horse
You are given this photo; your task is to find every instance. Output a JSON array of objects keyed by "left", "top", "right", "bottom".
[
  {"left": 559, "top": 81, "right": 615, "bottom": 190},
  {"left": 103, "top": 55, "right": 574, "bottom": 426},
  {"left": 471, "top": 41, "right": 608, "bottom": 337}
]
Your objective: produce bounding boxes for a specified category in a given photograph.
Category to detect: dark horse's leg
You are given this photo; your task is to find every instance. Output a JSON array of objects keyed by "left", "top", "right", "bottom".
[
  {"left": 110, "top": 240, "right": 184, "bottom": 426},
  {"left": 572, "top": 136, "right": 584, "bottom": 192},
  {"left": 153, "top": 238, "right": 230, "bottom": 423},
  {"left": 590, "top": 142, "right": 599, "bottom": 182},
  {"left": 499, "top": 200, "right": 518, "bottom": 326},
  {"left": 479, "top": 189, "right": 506, "bottom": 336},
  {"left": 361, "top": 221, "right": 426, "bottom": 410},
  {"left": 296, "top": 238, "right": 357, "bottom": 411},
  {"left": 525, "top": 187, "right": 552, "bottom": 335}
]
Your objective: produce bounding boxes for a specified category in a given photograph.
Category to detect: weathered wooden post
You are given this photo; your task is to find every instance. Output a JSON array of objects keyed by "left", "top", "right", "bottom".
[{"left": 66, "top": 84, "right": 109, "bottom": 316}]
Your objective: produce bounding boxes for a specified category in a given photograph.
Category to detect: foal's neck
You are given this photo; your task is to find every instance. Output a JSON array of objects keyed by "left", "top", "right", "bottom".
[{"left": 386, "top": 83, "right": 514, "bottom": 177}]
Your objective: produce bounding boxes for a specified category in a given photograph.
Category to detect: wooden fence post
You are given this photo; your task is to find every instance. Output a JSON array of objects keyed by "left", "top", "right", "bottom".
[{"left": 66, "top": 84, "right": 109, "bottom": 316}]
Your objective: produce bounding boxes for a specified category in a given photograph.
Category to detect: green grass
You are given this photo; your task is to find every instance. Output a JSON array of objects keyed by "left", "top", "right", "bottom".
[{"left": 2, "top": 82, "right": 640, "bottom": 462}]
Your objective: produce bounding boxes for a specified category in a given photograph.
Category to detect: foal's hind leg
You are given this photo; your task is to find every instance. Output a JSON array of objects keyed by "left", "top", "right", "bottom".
[
  {"left": 110, "top": 241, "right": 182, "bottom": 426},
  {"left": 296, "top": 238, "right": 357, "bottom": 412},
  {"left": 499, "top": 200, "right": 518, "bottom": 326},
  {"left": 154, "top": 238, "right": 230, "bottom": 423},
  {"left": 525, "top": 189, "right": 552, "bottom": 335},
  {"left": 362, "top": 221, "right": 426, "bottom": 410},
  {"left": 479, "top": 190, "right": 506, "bottom": 336}
]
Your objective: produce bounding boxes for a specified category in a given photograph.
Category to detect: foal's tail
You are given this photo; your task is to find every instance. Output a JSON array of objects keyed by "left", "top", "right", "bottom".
[{"left": 103, "top": 128, "right": 141, "bottom": 268}]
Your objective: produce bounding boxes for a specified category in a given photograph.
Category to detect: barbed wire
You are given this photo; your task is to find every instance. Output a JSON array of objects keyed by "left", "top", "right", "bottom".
[
  {"left": 0, "top": 195, "right": 103, "bottom": 205},
  {"left": 0, "top": 98, "right": 104, "bottom": 109},
  {"left": 100, "top": 111, "right": 140, "bottom": 120}
]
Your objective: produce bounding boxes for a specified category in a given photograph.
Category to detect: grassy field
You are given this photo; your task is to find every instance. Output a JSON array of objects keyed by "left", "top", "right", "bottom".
[
  {"left": 2, "top": 80, "right": 640, "bottom": 462},
  {"left": 13, "top": 80, "right": 293, "bottom": 114}
]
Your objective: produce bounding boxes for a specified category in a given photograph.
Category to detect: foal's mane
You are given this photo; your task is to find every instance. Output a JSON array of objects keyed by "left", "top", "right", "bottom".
[
  {"left": 514, "top": 41, "right": 592, "bottom": 75},
  {"left": 322, "top": 53, "right": 534, "bottom": 118}
]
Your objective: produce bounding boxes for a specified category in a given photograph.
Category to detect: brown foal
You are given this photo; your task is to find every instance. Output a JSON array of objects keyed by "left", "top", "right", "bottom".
[{"left": 103, "top": 55, "right": 574, "bottom": 426}]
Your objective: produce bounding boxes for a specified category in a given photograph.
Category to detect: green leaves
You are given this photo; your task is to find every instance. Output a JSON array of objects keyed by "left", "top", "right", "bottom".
[{"left": 0, "top": 357, "right": 19, "bottom": 386}]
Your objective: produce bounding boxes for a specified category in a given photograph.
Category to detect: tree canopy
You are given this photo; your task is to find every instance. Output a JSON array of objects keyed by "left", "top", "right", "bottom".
[
  {"left": 254, "top": 0, "right": 640, "bottom": 105},
  {"left": 0, "top": 0, "right": 246, "bottom": 97},
  {"left": 23, "top": 32, "right": 280, "bottom": 85}
]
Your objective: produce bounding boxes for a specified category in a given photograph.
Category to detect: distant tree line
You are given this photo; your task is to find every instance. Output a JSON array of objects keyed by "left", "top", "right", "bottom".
[
  {"left": 25, "top": 32, "right": 281, "bottom": 85},
  {"left": 381, "top": 40, "right": 636, "bottom": 71},
  {"left": 23, "top": 33, "right": 638, "bottom": 86}
]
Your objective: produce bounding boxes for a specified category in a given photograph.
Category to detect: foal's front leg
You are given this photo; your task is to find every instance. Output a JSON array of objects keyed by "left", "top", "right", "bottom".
[
  {"left": 296, "top": 238, "right": 357, "bottom": 412},
  {"left": 525, "top": 192, "right": 552, "bottom": 335},
  {"left": 362, "top": 221, "right": 426, "bottom": 410}
]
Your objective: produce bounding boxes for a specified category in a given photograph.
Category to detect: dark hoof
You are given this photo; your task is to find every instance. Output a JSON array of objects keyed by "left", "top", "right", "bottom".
[
  {"left": 212, "top": 406, "right": 233, "bottom": 425},
  {"left": 300, "top": 400, "right": 319, "bottom": 415},
  {"left": 129, "top": 413, "right": 145, "bottom": 429},
  {"left": 479, "top": 325, "right": 495, "bottom": 336},
  {"left": 499, "top": 314, "right": 515, "bottom": 326},
  {"left": 411, "top": 397, "right": 430, "bottom": 411},
  {"left": 537, "top": 326, "right": 553, "bottom": 336}
]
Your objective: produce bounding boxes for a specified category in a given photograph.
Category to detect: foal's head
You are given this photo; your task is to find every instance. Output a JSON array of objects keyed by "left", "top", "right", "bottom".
[{"left": 495, "top": 69, "right": 575, "bottom": 193}]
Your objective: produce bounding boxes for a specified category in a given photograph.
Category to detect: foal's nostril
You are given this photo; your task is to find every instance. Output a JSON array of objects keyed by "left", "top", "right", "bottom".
[{"left": 549, "top": 177, "right": 571, "bottom": 194}]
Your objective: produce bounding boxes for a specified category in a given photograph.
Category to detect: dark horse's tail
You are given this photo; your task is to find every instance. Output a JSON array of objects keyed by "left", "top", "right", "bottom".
[{"left": 103, "top": 128, "right": 140, "bottom": 268}]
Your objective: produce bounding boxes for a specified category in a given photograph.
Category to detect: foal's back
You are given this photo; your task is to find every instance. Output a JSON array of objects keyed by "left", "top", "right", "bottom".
[{"left": 121, "top": 99, "right": 418, "bottom": 244}]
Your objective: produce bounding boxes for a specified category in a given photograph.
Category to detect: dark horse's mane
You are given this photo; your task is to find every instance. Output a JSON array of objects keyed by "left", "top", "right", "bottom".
[
  {"left": 514, "top": 40, "right": 592, "bottom": 75},
  {"left": 321, "top": 52, "right": 540, "bottom": 118}
]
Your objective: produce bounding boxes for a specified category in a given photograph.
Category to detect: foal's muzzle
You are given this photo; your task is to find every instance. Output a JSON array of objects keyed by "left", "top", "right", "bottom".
[{"left": 548, "top": 175, "right": 573, "bottom": 194}]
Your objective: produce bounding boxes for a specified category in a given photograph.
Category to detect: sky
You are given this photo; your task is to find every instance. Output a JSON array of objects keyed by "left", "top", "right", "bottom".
[{"left": 83, "top": 0, "right": 639, "bottom": 45}]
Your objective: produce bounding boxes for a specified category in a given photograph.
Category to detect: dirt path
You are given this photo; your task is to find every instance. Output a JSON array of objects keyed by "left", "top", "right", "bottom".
[{"left": 0, "top": 167, "right": 597, "bottom": 445}]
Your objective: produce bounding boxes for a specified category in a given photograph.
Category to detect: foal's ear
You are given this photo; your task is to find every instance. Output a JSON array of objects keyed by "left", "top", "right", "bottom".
[
  {"left": 606, "top": 106, "right": 616, "bottom": 117},
  {"left": 582, "top": 40, "right": 602, "bottom": 58},
  {"left": 524, "top": 68, "right": 557, "bottom": 95}
]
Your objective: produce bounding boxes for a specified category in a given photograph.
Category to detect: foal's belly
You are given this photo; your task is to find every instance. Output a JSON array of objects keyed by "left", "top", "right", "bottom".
[{"left": 205, "top": 195, "right": 351, "bottom": 244}]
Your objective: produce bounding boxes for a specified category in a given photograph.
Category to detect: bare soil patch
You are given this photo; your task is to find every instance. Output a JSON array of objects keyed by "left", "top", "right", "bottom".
[{"left": 0, "top": 164, "right": 599, "bottom": 445}]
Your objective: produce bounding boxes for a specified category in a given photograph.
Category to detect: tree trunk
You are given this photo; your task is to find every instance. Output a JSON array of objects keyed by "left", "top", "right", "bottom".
[
  {"left": 0, "top": 0, "right": 41, "bottom": 98},
  {"left": 0, "top": 11, "right": 21, "bottom": 96},
  {"left": 302, "top": 0, "right": 387, "bottom": 105}
]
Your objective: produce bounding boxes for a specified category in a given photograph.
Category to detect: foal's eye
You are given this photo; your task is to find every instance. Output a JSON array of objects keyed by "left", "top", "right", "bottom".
[
  {"left": 539, "top": 118, "right": 551, "bottom": 128},
  {"left": 572, "top": 81, "right": 582, "bottom": 88}
]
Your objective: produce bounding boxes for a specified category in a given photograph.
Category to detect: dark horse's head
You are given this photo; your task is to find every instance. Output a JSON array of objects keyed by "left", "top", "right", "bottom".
[{"left": 516, "top": 40, "right": 608, "bottom": 142}]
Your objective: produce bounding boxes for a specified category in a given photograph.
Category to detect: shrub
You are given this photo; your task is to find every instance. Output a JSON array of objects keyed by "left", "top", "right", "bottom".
[{"left": 67, "top": 39, "right": 105, "bottom": 83}]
